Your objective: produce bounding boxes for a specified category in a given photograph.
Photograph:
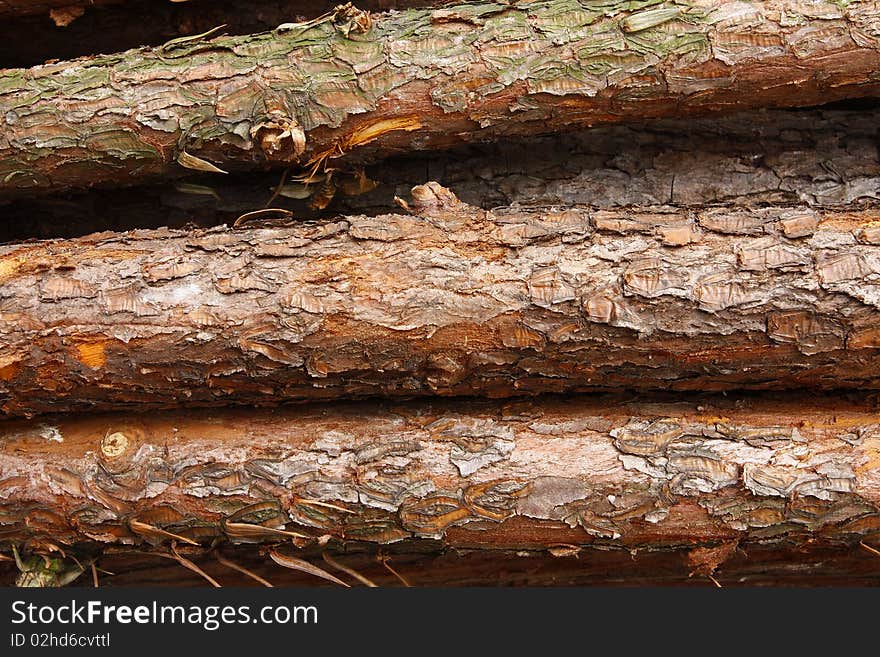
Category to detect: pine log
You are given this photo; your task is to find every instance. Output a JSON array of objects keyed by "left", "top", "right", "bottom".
[
  {"left": 3, "top": 1, "right": 880, "bottom": 198},
  {"left": 3, "top": 186, "right": 880, "bottom": 416},
  {"left": 1, "top": 394, "right": 879, "bottom": 556},
  {"left": 2, "top": 106, "right": 878, "bottom": 242}
]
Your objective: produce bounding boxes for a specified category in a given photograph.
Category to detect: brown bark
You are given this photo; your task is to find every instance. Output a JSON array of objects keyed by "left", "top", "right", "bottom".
[
  {"left": 1, "top": 393, "right": 878, "bottom": 557},
  {"left": 3, "top": 1, "right": 880, "bottom": 198},
  {"left": 4, "top": 187, "right": 880, "bottom": 416},
  {"left": 3, "top": 106, "right": 879, "bottom": 242}
]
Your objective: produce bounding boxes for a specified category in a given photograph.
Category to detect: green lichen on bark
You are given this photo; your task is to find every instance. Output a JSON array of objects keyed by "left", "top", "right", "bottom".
[{"left": 2, "top": 0, "right": 880, "bottom": 196}]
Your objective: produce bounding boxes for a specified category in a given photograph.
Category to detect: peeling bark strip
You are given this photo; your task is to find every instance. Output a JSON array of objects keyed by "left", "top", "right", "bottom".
[
  {"left": 1, "top": 394, "right": 879, "bottom": 550},
  {"left": 4, "top": 187, "right": 880, "bottom": 415},
  {"left": 3, "top": 1, "right": 880, "bottom": 197}
]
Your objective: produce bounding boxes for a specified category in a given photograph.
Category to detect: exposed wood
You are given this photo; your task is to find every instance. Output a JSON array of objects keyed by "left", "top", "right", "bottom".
[
  {"left": 1, "top": 393, "right": 879, "bottom": 558},
  {"left": 3, "top": 1, "right": 880, "bottom": 198},
  {"left": 3, "top": 106, "right": 879, "bottom": 242},
  {"left": 4, "top": 186, "right": 880, "bottom": 416}
]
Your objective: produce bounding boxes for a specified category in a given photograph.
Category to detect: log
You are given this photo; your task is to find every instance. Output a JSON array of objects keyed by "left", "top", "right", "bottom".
[
  {"left": 3, "top": 0, "right": 880, "bottom": 197},
  {"left": 1, "top": 393, "right": 878, "bottom": 557},
  {"left": 3, "top": 106, "right": 879, "bottom": 242},
  {"left": 4, "top": 186, "right": 880, "bottom": 416}
]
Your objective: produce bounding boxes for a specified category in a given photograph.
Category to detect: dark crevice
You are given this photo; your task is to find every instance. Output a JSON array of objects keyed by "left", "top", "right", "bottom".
[
  {"left": 0, "top": 0, "right": 441, "bottom": 69},
  {"left": 3, "top": 537, "right": 880, "bottom": 586},
  {"left": 2, "top": 105, "right": 879, "bottom": 242}
]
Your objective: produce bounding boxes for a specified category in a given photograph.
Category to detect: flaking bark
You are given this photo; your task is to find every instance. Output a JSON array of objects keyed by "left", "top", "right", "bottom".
[
  {"left": 1, "top": 394, "right": 878, "bottom": 553},
  {"left": 3, "top": 0, "right": 880, "bottom": 197},
  {"left": 4, "top": 185, "right": 880, "bottom": 416}
]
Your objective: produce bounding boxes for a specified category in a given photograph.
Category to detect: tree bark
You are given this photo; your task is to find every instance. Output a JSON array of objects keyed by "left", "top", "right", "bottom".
[
  {"left": 1, "top": 393, "right": 878, "bottom": 555},
  {"left": 4, "top": 187, "right": 880, "bottom": 416},
  {"left": 3, "top": 0, "right": 880, "bottom": 198},
  {"left": 3, "top": 106, "right": 878, "bottom": 242}
]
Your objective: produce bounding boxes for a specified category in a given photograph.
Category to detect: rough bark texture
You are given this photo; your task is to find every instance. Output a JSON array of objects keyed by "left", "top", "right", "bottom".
[
  {"left": 3, "top": 106, "right": 880, "bottom": 242},
  {"left": 3, "top": 0, "right": 880, "bottom": 198},
  {"left": 4, "top": 189, "right": 880, "bottom": 416},
  {"left": 1, "top": 394, "right": 879, "bottom": 555}
]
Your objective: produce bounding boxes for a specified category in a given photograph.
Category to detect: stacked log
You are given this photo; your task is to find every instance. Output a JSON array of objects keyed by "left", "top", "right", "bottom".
[{"left": 2, "top": 0, "right": 880, "bottom": 586}]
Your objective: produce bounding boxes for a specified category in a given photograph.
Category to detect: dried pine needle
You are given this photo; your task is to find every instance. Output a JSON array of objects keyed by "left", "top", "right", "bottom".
[
  {"left": 322, "top": 552, "right": 377, "bottom": 587},
  {"left": 215, "top": 552, "right": 274, "bottom": 587},
  {"left": 222, "top": 521, "right": 309, "bottom": 541},
  {"left": 128, "top": 519, "right": 200, "bottom": 546},
  {"left": 177, "top": 150, "right": 228, "bottom": 174},
  {"left": 233, "top": 208, "right": 293, "bottom": 228},
  {"left": 378, "top": 554, "right": 411, "bottom": 587},
  {"left": 156, "top": 542, "right": 221, "bottom": 587},
  {"left": 293, "top": 497, "right": 355, "bottom": 514},
  {"left": 159, "top": 24, "right": 227, "bottom": 54},
  {"left": 264, "top": 166, "right": 293, "bottom": 207},
  {"left": 860, "top": 541, "right": 880, "bottom": 557},
  {"left": 268, "top": 549, "right": 350, "bottom": 587}
]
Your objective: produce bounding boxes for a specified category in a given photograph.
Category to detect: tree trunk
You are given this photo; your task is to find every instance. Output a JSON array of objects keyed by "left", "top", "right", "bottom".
[
  {"left": 3, "top": 187, "right": 880, "bottom": 416},
  {"left": 3, "top": 0, "right": 880, "bottom": 197},
  {"left": 3, "top": 106, "right": 879, "bottom": 242},
  {"left": 1, "top": 393, "right": 878, "bottom": 554}
]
